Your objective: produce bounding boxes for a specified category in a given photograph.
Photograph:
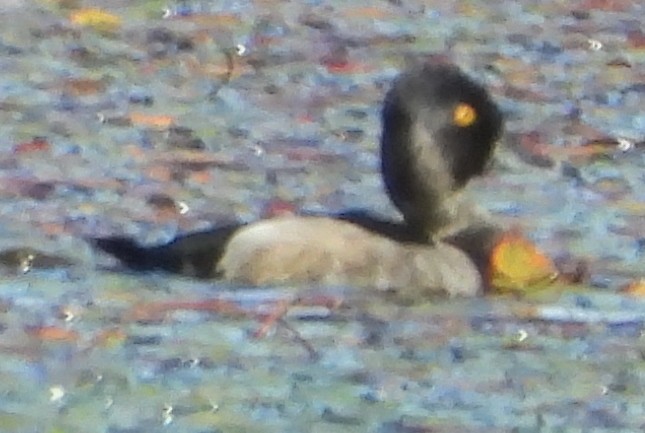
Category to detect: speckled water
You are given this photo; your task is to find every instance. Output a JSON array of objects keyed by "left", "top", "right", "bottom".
[{"left": 0, "top": 0, "right": 643, "bottom": 431}]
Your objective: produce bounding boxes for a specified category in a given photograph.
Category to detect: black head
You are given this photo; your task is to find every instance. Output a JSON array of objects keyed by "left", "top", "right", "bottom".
[{"left": 380, "top": 62, "right": 503, "bottom": 236}]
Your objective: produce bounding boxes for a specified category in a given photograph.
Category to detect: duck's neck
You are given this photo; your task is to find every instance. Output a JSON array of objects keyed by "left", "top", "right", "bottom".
[{"left": 405, "top": 195, "right": 460, "bottom": 244}]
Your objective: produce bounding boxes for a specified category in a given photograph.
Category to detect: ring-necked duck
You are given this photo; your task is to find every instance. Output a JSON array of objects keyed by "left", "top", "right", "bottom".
[{"left": 94, "top": 62, "right": 504, "bottom": 297}]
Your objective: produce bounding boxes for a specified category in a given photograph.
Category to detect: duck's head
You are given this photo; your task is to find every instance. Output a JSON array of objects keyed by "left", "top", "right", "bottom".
[{"left": 380, "top": 62, "right": 503, "bottom": 240}]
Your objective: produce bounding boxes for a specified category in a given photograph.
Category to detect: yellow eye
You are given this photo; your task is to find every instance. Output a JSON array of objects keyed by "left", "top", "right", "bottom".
[{"left": 453, "top": 103, "right": 477, "bottom": 127}]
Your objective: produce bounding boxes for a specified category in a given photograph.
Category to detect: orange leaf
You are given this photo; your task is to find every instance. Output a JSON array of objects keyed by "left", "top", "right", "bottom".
[
  {"left": 489, "top": 232, "right": 558, "bottom": 293},
  {"left": 128, "top": 112, "right": 175, "bottom": 129},
  {"left": 92, "top": 327, "right": 127, "bottom": 348},
  {"left": 325, "top": 61, "right": 369, "bottom": 74},
  {"left": 70, "top": 8, "right": 121, "bottom": 33},
  {"left": 620, "top": 279, "right": 645, "bottom": 296},
  {"left": 26, "top": 326, "right": 79, "bottom": 342},
  {"left": 13, "top": 137, "right": 51, "bottom": 154}
]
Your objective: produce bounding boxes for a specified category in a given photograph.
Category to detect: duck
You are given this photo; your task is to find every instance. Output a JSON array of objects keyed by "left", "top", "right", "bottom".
[{"left": 93, "top": 62, "right": 504, "bottom": 298}]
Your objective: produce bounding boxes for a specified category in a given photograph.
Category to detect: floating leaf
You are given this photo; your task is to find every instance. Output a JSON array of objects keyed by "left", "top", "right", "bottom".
[
  {"left": 70, "top": 8, "right": 121, "bottom": 34},
  {"left": 325, "top": 61, "right": 369, "bottom": 74},
  {"left": 92, "top": 327, "right": 127, "bottom": 348},
  {"left": 26, "top": 326, "right": 79, "bottom": 342},
  {"left": 13, "top": 137, "right": 51, "bottom": 154},
  {"left": 128, "top": 112, "right": 175, "bottom": 129},
  {"left": 621, "top": 279, "right": 645, "bottom": 297},
  {"left": 489, "top": 232, "right": 558, "bottom": 293}
]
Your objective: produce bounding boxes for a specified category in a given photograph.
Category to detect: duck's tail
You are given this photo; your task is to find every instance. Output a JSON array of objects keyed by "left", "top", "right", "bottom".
[
  {"left": 92, "top": 224, "right": 242, "bottom": 279},
  {"left": 92, "top": 237, "right": 173, "bottom": 272}
]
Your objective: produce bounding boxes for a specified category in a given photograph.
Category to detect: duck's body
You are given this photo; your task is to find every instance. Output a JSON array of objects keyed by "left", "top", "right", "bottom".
[
  {"left": 96, "top": 215, "right": 483, "bottom": 297},
  {"left": 93, "top": 62, "right": 503, "bottom": 297}
]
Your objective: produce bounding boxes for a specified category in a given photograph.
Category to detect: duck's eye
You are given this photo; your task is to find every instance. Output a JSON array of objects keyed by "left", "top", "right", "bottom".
[{"left": 453, "top": 103, "right": 477, "bottom": 127}]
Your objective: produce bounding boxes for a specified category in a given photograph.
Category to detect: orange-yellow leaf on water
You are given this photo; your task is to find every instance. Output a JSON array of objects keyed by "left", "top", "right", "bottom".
[
  {"left": 92, "top": 327, "right": 127, "bottom": 348},
  {"left": 620, "top": 279, "right": 645, "bottom": 296},
  {"left": 128, "top": 112, "right": 175, "bottom": 129},
  {"left": 70, "top": 8, "right": 121, "bottom": 34},
  {"left": 26, "top": 326, "right": 79, "bottom": 342},
  {"left": 489, "top": 232, "right": 559, "bottom": 293}
]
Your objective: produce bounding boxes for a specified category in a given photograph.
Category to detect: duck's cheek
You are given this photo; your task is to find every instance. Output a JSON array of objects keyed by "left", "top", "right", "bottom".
[{"left": 411, "top": 116, "right": 454, "bottom": 174}]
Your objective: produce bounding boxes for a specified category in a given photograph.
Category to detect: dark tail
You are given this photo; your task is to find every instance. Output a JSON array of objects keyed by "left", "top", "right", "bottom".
[
  {"left": 92, "top": 223, "right": 242, "bottom": 279},
  {"left": 92, "top": 237, "right": 167, "bottom": 271}
]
